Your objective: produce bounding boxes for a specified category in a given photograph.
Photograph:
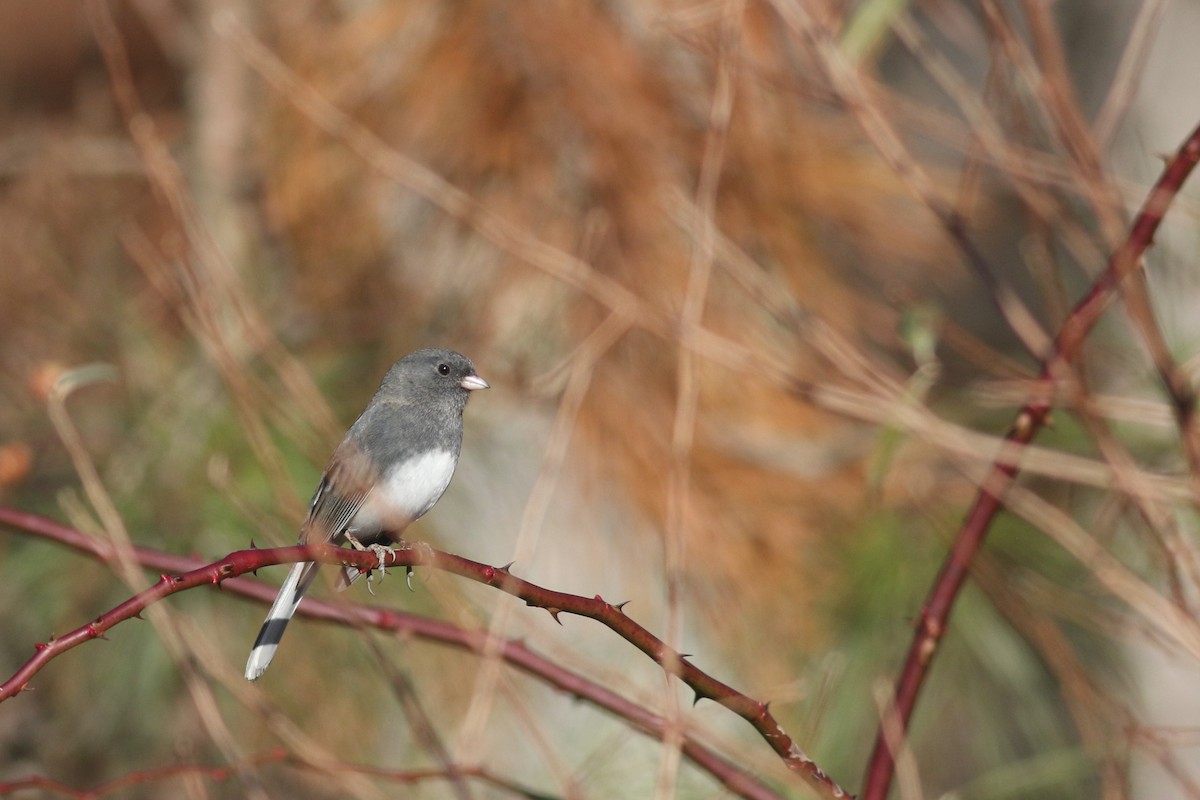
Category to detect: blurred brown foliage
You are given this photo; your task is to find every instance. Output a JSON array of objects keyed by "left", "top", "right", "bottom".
[{"left": 2, "top": 0, "right": 1198, "bottom": 798}]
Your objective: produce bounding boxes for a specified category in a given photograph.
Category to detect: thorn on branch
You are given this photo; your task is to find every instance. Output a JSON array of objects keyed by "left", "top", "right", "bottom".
[
  {"left": 545, "top": 607, "right": 563, "bottom": 625},
  {"left": 614, "top": 600, "right": 630, "bottom": 613},
  {"left": 918, "top": 636, "right": 938, "bottom": 664},
  {"left": 1012, "top": 410, "right": 1035, "bottom": 437},
  {"left": 913, "top": 606, "right": 929, "bottom": 629},
  {"left": 498, "top": 561, "right": 514, "bottom": 574}
]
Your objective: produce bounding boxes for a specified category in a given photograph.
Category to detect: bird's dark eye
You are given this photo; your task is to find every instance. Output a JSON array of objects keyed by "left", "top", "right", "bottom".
[{"left": 437, "top": 363, "right": 451, "bottom": 376}]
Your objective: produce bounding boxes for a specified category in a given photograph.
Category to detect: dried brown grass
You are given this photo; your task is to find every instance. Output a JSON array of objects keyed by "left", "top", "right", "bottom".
[{"left": 2, "top": 0, "right": 1198, "bottom": 797}]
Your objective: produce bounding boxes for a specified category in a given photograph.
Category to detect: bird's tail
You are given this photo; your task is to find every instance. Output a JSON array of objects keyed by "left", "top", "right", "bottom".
[{"left": 244, "top": 561, "right": 319, "bottom": 681}]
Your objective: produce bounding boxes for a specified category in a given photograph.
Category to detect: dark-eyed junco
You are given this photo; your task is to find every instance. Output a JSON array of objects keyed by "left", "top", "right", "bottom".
[{"left": 245, "top": 349, "right": 488, "bottom": 681}]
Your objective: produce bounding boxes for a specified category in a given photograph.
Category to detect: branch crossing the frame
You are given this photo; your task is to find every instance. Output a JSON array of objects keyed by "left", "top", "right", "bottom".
[{"left": 0, "top": 507, "right": 850, "bottom": 800}]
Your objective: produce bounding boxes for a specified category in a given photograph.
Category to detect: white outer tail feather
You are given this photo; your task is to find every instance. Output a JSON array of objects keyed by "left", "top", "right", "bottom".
[{"left": 244, "top": 562, "right": 313, "bottom": 681}]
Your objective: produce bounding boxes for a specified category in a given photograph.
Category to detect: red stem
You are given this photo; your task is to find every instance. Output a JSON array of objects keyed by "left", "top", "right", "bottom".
[
  {"left": 862, "top": 122, "right": 1200, "bottom": 800},
  {"left": 0, "top": 507, "right": 808, "bottom": 800}
]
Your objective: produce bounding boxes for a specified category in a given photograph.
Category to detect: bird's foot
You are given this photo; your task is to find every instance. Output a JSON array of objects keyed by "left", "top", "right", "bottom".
[
  {"left": 344, "top": 534, "right": 396, "bottom": 586},
  {"left": 368, "top": 543, "right": 397, "bottom": 578}
]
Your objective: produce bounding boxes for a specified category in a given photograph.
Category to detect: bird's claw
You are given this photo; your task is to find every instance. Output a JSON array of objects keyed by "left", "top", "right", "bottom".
[
  {"left": 368, "top": 543, "right": 397, "bottom": 578},
  {"left": 346, "top": 534, "right": 396, "bottom": 587}
]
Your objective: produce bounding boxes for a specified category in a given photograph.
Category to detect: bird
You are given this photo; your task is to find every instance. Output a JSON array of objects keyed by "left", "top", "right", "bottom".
[{"left": 244, "top": 348, "right": 488, "bottom": 681}]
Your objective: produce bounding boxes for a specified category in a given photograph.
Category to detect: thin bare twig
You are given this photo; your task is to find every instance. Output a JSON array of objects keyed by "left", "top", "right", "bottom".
[
  {"left": 659, "top": 4, "right": 743, "bottom": 797},
  {"left": 770, "top": 0, "right": 1052, "bottom": 359},
  {"left": 0, "top": 748, "right": 548, "bottom": 800},
  {"left": 456, "top": 313, "right": 624, "bottom": 771},
  {"left": 359, "top": 634, "right": 474, "bottom": 800},
  {"left": 1094, "top": 0, "right": 1168, "bottom": 147}
]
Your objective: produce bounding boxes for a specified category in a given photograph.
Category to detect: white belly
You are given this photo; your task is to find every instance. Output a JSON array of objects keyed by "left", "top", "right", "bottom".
[{"left": 351, "top": 449, "right": 457, "bottom": 532}]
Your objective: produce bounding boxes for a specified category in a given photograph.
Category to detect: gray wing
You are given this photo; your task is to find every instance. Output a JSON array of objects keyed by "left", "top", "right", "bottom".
[{"left": 300, "top": 441, "right": 377, "bottom": 544}]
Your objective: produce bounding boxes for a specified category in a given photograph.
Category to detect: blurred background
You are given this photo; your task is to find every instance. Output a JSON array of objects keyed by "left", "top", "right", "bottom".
[{"left": 1, "top": 0, "right": 1199, "bottom": 797}]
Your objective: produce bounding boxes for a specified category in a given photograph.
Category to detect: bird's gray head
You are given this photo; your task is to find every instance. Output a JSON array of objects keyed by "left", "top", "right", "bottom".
[{"left": 378, "top": 348, "right": 488, "bottom": 410}]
